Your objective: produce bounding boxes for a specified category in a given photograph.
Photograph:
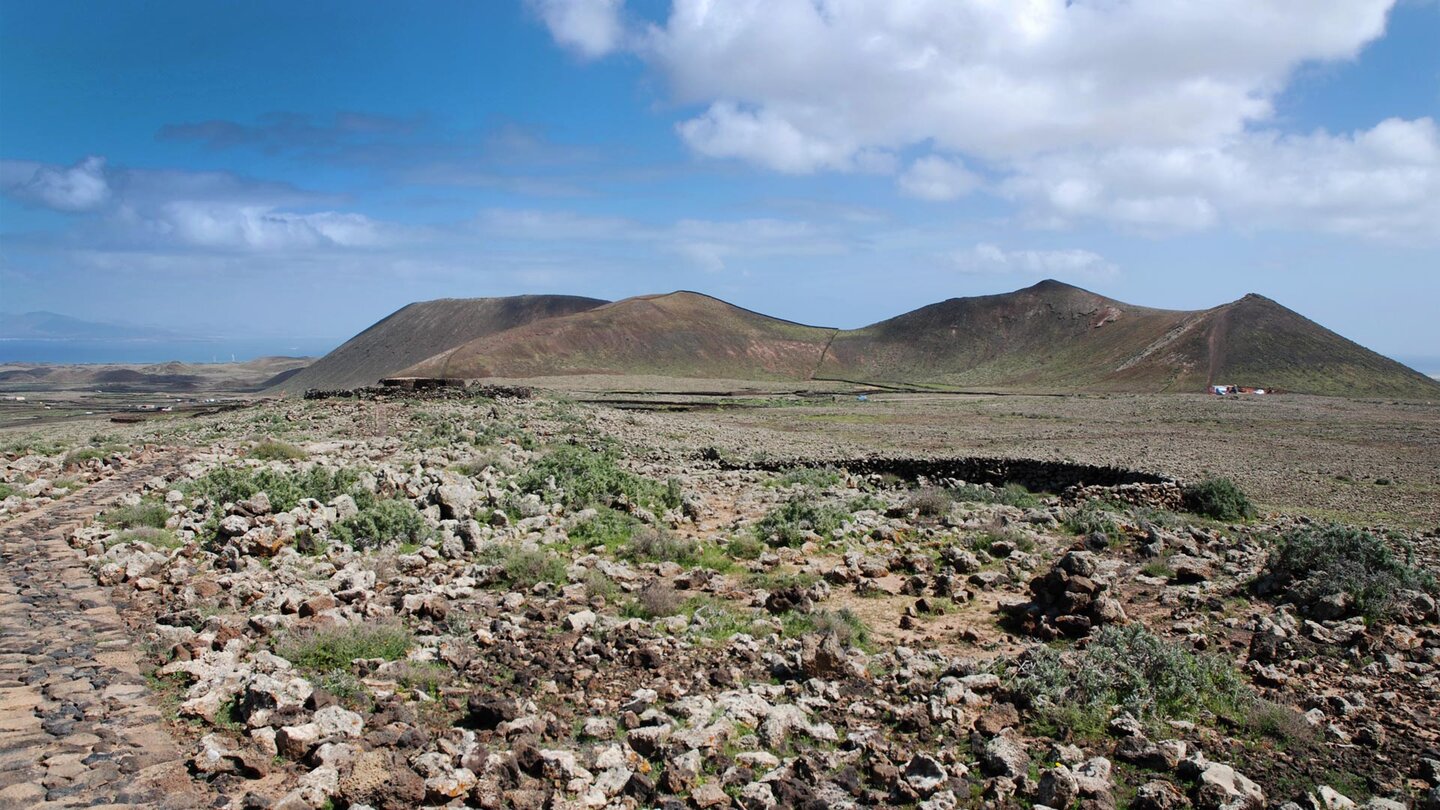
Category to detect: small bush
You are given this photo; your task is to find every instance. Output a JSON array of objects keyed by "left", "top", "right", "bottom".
[
  {"left": 567, "top": 507, "right": 640, "bottom": 550},
  {"left": 487, "top": 547, "right": 568, "bottom": 590},
  {"left": 623, "top": 527, "right": 701, "bottom": 565},
  {"left": 781, "top": 608, "right": 871, "bottom": 649},
  {"left": 111, "top": 527, "right": 182, "bottom": 549},
  {"left": 331, "top": 499, "right": 428, "bottom": 550},
  {"left": 847, "top": 493, "right": 887, "bottom": 513},
  {"left": 906, "top": 487, "right": 953, "bottom": 519},
  {"left": 1243, "top": 700, "right": 1315, "bottom": 746},
  {"left": 1259, "top": 524, "right": 1435, "bottom": 621},
  {"left": 515, "top": 445, "right": 679, "bottom": 512},
  {"left": 746, "top": 570, "right": 821, "bottom": 591},
  {"left": 1141, "top": 558, "right": 1176, "bottom": 579},
  {"left": 626, "top": 581, "right": 685, "bottom": 619},
  {"left": 248, "top": 439, "right": 307, "bottom": 461},
  {"left": 971, "top": 527, "right": 1036, "bottom": 555},
  {"left": 1184, "top": 476, "right": 1256, "bottom": 521},
  {"left": 393, "top": 661, "right": 451, "bottom": 698},
  {"left": 1063, "top": 503, "right": 1120, "bottom": 539},
  {"left": 101, "top": 500, "right": 169, "bottom": 530},
  {"left": 584, "top": 570, "right": 620, "bottom": 603},
  {"left": 187, "top": 465, "right": 365, "bottom": 515},
  {"left": 1001, "top": 624, "right": 1252, "bottom": 738},
  {"left": 277, "top": 623, "right": 413, "bottom": 671},
  {"left": 0, "top": 482, "right": 15, "bottom": 499},
  {"left": 62, "top": 445, "right": 125, "bottom": 468},
  {"left": 1, "top": 435, "right": 68, "bottom": 457},
  {"left": 726, "top": 534, "right": 767, "bottom": 560},
  {"left": 753, "top": 495, "right": 850, "bottom": 547},
  {"left": 683, "top": 596, "right": 761, "bottom": 641},
  {"left": 771, "top": 466, "right": 843, "bottom": 489},
  {"left": 951, "top": 482, "right": 1040, "bottom": 508}
]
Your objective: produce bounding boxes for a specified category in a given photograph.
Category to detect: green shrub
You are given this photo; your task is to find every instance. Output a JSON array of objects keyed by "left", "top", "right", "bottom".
[
  {"left": 1001, "top": 624, "right": 1252, "bottom": 738},
  {"left": 277, "top": 623, "right": 413, "bottom": 671},
  {"left": 483, "top": 546, "right": 568, "bottom": 590},
  {"left": 780, "top": 608, "right": 871, "bottom": 650},
  {"left": 515, "top": 445, "right": 679, "bottom": 512},
  {"left": 474, "top": 420, "right": 537, "bottom": 450},
  {"left": 1063, "top": 503, "right": 1120, "bottom": 539},
  {"left": 567, "top": 507, "right": 641, "bottom": 550},
  {"left": 726, "top": 534, "right": 767, "bottom": 560},
  {"left": 770, "top": 466, "right": 843, "bottom": 489},
  {"left": 1259, "top": 524, "right": 1435, "bottom": 621},
  {"left": 393, "top": 661, "right": 451, "bottom": 698},
  {"left": 951, "top": 482, "right": 1040, "bottom": 508},
  {"left": 1, "top": 435, "right": 68, "bottom": 457},
  {"left": 753, "top": 495, "right": 850, "bottom": 547},
  {"left": 187, "top": 465, "right": 366, "bottom": 515},
  {"left": 62, "top": 445, "right": 125, "bottom": 467},
  {"left": 971, "top": 527, "right": 1036, "bottom": 554},
  {"left": 622, "top": 527, "right": 700, "bottom": 565},
  {"left": 584, "top": 570, "right": 620, "bottom": 603},
  {"left": 111, "top": 527, "right": 183, "bottom": 549},
  {"left": 847, "top": 493, "right": 887, "bottom": 513},
  {"left": 1184, "top": 476, "right": 1256, "bottom": 521},
  {"left": 102, "top": 500, "right": 170, "bottom": 530},
  {"left": 331, "top": 499, "right": 428, "bottom": 550},
  {"left": 746, "top": 570, "right": 821, "bottom": 591},
  {"left": 0, "top": 482, "right": 15, "bottom": 499},
  {"left": 248, "top": 439, "right": 307, "bottom": 461}
]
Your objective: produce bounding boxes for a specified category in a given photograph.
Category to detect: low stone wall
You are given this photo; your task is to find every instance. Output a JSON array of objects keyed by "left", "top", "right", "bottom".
[
  {"left": 737, "top": 454, "right": 1170, "bottom": 489},
  {"left": 303, "top": 383, "right": 534, "bottom": 401},
  {"left": 729, "top": 454, "right": 1184, "bottom": 509}
]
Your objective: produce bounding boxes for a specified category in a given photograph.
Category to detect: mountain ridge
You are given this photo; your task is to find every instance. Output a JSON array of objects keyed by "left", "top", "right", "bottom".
[{"left": 287, "top": 282, "right": 1437, "bottom": 398}]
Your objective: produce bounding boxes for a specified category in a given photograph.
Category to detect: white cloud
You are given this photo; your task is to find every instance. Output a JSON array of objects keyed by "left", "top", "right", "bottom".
[
  {"left": 636, "top": 0, "right": 1391, "bottom": 161},
  {"left": 947, "top": 242, "right": 1118, "bottom": 281},
  {"left": 534, "top": 0, "right": 1439, "bottom": 241},
  {"left": 154, "top": 204, "right": 390, "bottom": 250},
  {"left": 898, "top": 156, "right": 980, "bottom": 201},
  {"left": 0, "top": 156, "right": 112, "bottom": 212},
  {"left": 1004, "top": 117, "right": 1440, "bottom": 240},
  {"left": 1, "top": 156, "right": 402, "bottom": 252},
  {"left": 529, "top": 0, "right": 625, "bottom": 59}
]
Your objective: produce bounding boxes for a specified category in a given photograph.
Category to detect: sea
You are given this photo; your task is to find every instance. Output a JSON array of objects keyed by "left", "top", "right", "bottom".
[{"left": 0, "top": 338, "right": 340, "bottom": 365}]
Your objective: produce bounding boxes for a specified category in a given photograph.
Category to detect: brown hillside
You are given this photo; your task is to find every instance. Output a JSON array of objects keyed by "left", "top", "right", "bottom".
[
  {"left": 816, "top": 280, "right": 1193, "bottom": 389},
  {"left": 1110, "top": 294, "right": 1440, "bottom": 398},
  {"left": 270, "top": 295, "right": 606, "bottom": 393},
  {"left": 401, "top": 292, "right": 838, "bottom": 381},
  {"left": 368, "top": 282, "right": 1436, "bottom": 398}
]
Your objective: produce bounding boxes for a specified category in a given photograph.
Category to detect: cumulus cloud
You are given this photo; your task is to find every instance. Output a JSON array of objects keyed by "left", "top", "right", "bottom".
[
  {"left": 529, "top": 0, "right": 625, "bottom": 58},
  {"left": 532, "top": 0, "right": 1439, "bottom": 241},
  {"left": 1004, "top": 117, "right": 1440, "bottom": 239},
  {"left": 634, "top": 0, "right": 1391, "bottom": 160},
  {"left": 947, "top": 243, "right": 1118, "bottom": 281},
  {"left": 0, "top": 156, "right": 113, "bottom": 212},
  {"left": 1, "top": 156, "right": 400, "bottom": 252},
  {"left": 152, "top": 204, "right": 390, "bottom": 250},
  {"left": 898, "top": 156, "right": 981, "bottom": 201}
]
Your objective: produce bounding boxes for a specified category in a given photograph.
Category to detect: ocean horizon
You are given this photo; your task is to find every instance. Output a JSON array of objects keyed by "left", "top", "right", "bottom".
[{"left": 0, "top": 337, "right": 340, "bottom": 365}]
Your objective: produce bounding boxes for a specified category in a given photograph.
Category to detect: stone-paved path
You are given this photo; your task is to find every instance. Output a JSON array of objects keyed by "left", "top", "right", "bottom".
[{"left": 0, "top": 453, "right": 213, "bottom": 809}]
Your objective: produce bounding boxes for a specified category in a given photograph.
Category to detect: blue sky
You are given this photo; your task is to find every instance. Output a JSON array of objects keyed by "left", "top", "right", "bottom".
[{"left": 1, "top": 0, "right": 1437, "bottom": 368}]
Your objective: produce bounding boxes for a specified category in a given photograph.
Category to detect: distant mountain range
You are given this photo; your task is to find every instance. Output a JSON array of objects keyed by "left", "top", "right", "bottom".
[
  {"left": 271, "top": 281, "right": 1440, "bottom": 398},
  {"left": 0, "top": 311, "right": 184, "bottom": 341}
]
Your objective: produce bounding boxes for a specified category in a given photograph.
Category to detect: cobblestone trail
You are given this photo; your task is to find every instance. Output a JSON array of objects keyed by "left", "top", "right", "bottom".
[{"left": 0, "top": 453, "right": 212, "bottom": 809}]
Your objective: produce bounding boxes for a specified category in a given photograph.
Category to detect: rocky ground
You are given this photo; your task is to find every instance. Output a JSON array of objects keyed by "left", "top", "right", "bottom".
[{"left": 1, "top": 393, "right": 1438, "bottom": 809}]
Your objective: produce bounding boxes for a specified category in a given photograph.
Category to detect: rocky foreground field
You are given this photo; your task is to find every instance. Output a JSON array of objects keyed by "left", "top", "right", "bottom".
[{"left": 1, "top": 392, "right": 1438, "bottom": 809}]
